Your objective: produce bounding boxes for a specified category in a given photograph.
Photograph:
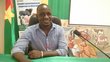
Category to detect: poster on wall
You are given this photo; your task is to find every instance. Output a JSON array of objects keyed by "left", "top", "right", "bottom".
[
  {"left": 65, "top": 25, "right": 110, "bottom": 58},
  {"left": 15, "top": 0, "right": 40, "bottom": 36}
]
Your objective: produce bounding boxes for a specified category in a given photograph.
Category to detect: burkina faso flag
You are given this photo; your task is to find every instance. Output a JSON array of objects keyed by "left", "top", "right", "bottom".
[{"left": 4, "top": 0, "right": 18, "bottom": 54}]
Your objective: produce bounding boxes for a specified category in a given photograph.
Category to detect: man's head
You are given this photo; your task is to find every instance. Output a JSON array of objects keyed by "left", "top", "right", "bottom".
[{"left": 37, "top": 4, "right": 52, "bottom": 27}]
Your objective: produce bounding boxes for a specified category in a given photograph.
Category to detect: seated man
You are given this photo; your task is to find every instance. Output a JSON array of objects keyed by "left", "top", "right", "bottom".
[{"left": 11, "top": 4, "right": 68, "bottom": 62}]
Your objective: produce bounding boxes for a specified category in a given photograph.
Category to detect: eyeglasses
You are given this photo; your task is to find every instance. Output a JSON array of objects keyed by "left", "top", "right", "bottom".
[{"left": 38, "top": 12, "right": 51, "bottom": 17}]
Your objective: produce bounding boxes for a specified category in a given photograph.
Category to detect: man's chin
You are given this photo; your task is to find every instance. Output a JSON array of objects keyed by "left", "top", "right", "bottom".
[
  {"left": 43, "top": 23, "right": 52, "bottom": 26},
  {"left": 43, "top": 24, "right": 50, "bottom": 26}
]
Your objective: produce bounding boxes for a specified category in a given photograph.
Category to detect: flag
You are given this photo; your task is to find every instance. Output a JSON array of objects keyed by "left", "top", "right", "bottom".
[{"left": 4, "top": 0, "right": 18, "bottom": 54}]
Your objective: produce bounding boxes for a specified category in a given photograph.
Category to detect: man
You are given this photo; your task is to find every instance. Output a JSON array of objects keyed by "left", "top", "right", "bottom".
[{"left": 11, "top": 4, "right": 67, "bottom": 62}]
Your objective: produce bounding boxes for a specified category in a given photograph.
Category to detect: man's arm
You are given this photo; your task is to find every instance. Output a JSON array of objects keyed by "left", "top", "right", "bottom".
[
  {"left": 12, "top": 52, "right": 31, "bottom": 62},
  {"left": 56, "top": 27, "right": 68, "bottom": 56},
  {"left": 11, "top": 28, "right": 32, "bottom": 62},
  {"left": 11, "top": 38, "right": 30, "bottom": 61},
  {"left": 28, "top": 50, "right": 59, "bottom": 59},
  {"left": 43, "top": 51, "right": 59, "bottom": 57}
]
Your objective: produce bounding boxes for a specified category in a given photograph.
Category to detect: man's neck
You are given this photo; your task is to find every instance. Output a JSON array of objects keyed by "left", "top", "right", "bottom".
[
  {"left": 39, "top": 24, "right": 52, "bottom": 30},
  {"left": 39, "top": 24, "right": 52, "bottom": 36}
]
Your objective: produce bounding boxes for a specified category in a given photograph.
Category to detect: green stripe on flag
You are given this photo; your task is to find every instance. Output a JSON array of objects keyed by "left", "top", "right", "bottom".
[{"left": 4, "top": 0, "right": 19, "bottom": 54}]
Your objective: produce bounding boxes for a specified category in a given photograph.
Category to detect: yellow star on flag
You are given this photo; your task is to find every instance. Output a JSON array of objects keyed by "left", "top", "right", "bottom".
[{"left": 5, "top": 5, "right": 14, "bottom": 23}]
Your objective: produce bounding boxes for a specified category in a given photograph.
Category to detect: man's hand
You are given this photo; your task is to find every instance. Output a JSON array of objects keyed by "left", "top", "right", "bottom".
[{"left": 28, "top": 50, "right": 42, "bottom": 59}]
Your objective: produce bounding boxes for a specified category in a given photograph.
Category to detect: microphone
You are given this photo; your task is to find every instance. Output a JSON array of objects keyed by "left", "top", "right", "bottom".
[
  {"left": 74, "top": 30, "right": 110, "bottom": 59},
  {"left": 74, "top": 30, "right": 82, "bottom": 36}
]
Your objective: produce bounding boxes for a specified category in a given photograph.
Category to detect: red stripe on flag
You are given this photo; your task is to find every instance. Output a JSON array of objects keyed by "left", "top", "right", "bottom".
[{"left": 6, "top": 0, "right": 13, "bottom": 10}]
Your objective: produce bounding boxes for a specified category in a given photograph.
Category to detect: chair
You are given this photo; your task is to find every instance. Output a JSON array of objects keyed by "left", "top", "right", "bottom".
[{"left": 28, "top": 14, "right": 61, "bottom": 26}]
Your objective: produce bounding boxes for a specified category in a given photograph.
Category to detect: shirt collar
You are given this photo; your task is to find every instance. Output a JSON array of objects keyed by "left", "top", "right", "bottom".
[{"left": 35, "top": 23, "right": 56, "bottom": 30}]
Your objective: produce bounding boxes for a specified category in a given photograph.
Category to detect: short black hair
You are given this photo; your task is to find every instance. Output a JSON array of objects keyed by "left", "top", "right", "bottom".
[{"left": 37, "top": 4, "right": 50, "bottom": 11}]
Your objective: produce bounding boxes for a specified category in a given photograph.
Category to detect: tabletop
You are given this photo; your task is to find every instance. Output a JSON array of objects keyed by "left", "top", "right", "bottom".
[{"left": 0, "top": 54, "right": 110, "bottom": 62}]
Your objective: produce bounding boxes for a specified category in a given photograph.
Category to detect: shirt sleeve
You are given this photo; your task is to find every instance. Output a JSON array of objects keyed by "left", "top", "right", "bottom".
[
  {"left": 56, "top": 27, "right": 68, "bottom": 56},
  {"left": 11, "top": 28, "right": 32, "bottom": 55}
]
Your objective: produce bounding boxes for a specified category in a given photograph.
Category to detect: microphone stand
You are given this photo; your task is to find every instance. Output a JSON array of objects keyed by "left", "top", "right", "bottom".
[{"left": 74, "top": 30, "right": 110, "bottom": 59}]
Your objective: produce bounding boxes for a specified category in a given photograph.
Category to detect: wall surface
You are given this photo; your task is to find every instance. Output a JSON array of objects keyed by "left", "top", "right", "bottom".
[
  {"left": 0, "top": 0, "right": 5, "bottom": 53},
  {"left": 40, "top": 0, "right": 48, "bottom": 4}
]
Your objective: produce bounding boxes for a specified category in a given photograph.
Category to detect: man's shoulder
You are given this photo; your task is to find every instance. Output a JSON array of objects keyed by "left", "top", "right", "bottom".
[
  {"left": 53, "top": 23, "right": 62, "bottom": 28},
  {"left": 53, "top": 23, "right": 64, "bottom": 30},
  {"left": 28, "top": 24, "right": 38, "bottom": 28},
  {"left": 26, "top": 24, "right": 38, "bottom": 31}
]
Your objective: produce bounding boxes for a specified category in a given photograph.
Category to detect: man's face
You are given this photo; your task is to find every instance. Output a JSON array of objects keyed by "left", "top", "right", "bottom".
[{"left": 37, "top": 5, "right": 52, "bottom": 26}]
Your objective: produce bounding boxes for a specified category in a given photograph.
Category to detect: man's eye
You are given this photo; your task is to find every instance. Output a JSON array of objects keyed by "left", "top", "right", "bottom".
[
  {"left": 39, "top": 12, "right": 51, "bottom": 17},
  {"left": 39, "top": 13, "right": 45, "bottom": 17},
  {"left": 47, "top": 12, "right": 51, "bottom": 16}
]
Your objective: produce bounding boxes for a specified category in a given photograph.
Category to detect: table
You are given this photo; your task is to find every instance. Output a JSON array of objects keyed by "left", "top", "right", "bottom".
[{"left": 0, "top": 54, "right": 110, "bottom": 62}]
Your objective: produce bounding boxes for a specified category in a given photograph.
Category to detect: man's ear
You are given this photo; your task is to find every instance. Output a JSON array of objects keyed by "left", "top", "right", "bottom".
[
  {"left": 35, "top": 14, "right": 40, "bottom": 22},
  {"left": 36, "top": 14, "right": 38, "bottom": 18}
]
